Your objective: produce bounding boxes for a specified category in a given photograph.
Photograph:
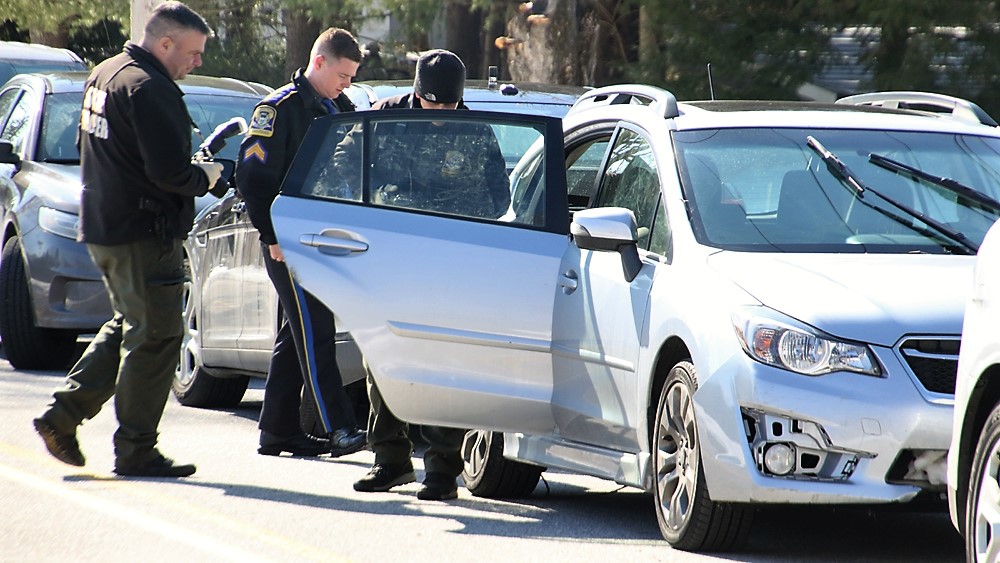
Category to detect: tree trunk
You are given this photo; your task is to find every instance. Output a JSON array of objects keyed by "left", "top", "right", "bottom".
[
  {"left": 31, "top": 19, "right": 73, "bottom": 48},
  {"left": 506, "top": 0, "right": 581, "bottom": 84},
  {"left": 480, "top": 1, "right": 509, "bottom": 79},
  {"left": 638, "top": 4, "right": 657, "bottom": 64},
  {"left": 283, "top": 10, "right": 321, "bottom": 81},
  {"left": 444, "top": 0, "right": 484, "bottom": 78},
  {"left": 873, "top": 21, "right": 909, "bottom": 90}
]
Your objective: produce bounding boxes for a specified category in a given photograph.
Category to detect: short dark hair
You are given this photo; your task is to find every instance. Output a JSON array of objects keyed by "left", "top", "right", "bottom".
[
  {"left": 312, "top": 28, "right": 362, "bottom": 63},
  {"left": 144, "top": 1, "right": 213, "bottom": 40}
]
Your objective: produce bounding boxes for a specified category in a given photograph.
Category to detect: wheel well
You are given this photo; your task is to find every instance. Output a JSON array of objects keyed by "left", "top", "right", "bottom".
[
  {"left": 2, "top": 223, "right": 16, "bottom": 247},
  {"left": 954, "top": 364, "right": 1000, "bottom": 535},
  {"left": 647, "top": 336, "right": 691, "bottom": 446}
]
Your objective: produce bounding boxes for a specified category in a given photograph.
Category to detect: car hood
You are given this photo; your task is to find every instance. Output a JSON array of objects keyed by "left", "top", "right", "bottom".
[
  {"left": 23, "top": 162, "right": 82, "bottom": 213},
  {"left": 706, "top": 252, "right": 974, "bottom": 346}
]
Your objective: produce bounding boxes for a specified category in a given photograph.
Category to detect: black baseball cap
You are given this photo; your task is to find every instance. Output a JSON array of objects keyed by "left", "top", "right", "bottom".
[{"left": 413, "top": 49, "right": 466, "bottom": 104}]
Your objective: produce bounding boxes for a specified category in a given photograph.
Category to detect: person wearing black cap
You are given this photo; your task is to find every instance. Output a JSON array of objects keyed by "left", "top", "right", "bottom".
[
  {"left": 343, "top": 49, "right": 511, "bottom": 218},
  {"left": 350, "top": 49, "right": 509, "bottom": 500}
]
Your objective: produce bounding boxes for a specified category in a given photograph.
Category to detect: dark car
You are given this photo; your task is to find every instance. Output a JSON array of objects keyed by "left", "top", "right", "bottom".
[
  {"left": 0, "top": 41, "right": 87, "bottom": 86},
  {"left": 176, "top": 80, "right": 586, "bottom": 417},
  {"left": 0, "top": 71, "right": 270, "bottom": 369}
]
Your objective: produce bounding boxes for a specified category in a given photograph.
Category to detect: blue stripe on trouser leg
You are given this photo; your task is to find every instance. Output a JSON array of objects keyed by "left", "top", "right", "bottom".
[{"left": 288, "top": 271, "right": 333, "bottom": 434}]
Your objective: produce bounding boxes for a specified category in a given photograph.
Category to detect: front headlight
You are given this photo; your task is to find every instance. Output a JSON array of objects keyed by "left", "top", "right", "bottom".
[
  {"left": 732, "top": 307, "right": 881, "bottom": 377},
  {"left": 38, "top": 206, "right": 80, "bottom": 240}
]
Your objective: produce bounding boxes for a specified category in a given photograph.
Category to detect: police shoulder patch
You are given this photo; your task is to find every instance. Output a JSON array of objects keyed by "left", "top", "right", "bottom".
[{"left": 248, "top": 106, "right": 276, "bottom": 137}]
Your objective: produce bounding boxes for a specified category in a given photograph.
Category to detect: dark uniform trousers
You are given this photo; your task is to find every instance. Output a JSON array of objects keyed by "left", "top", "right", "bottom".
[
  {"left": 41, "top": 237, "right": 185, "bottom": 464},
  {"left": 258, "top": 241, "right": 356, "bottom": 437},
  {"left": 367, "top": 373, "right": 465, "bottom": 478}
]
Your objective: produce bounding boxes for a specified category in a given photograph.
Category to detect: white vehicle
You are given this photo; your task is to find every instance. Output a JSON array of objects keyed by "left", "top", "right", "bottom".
[
  {"left": 949, "top": 218, "right": 1000, "bottom": 562},
  {"left": 271, "top": 86, "right": 1000, "bottom": 551}
]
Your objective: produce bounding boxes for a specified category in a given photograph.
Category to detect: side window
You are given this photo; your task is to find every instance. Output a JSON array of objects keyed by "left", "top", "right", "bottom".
[
  {"left": 0, "top": 93, "right": 33, "bottom": 156},
  {"left": 0, "top": 88, "right": 20, "bottom": 128},
  {"left": 592, "top": 128, "right": 662, "bottom": 249},
  {"left": 565, "top": 137, "right": 610, "bottom": 210},
  {"left": 648, "top": 198, "right": 672, "bottom": 259},
  {"left": 294, "top": 113, "right": 567, "bottom": 232}
]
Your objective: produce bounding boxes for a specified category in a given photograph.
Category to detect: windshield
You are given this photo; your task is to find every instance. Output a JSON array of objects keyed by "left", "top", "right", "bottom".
[
  {"left": 38, "top": 92, "right": 84, "bottom": 162},
  {"left": 186, "top": 94, "right": 259, "bottom": 160},
  {"left": 37, "top": 92, "right": 259, "bottom": 164},
  {"left": 675, "top": 127, "right": 1000, "bottom": 253}
]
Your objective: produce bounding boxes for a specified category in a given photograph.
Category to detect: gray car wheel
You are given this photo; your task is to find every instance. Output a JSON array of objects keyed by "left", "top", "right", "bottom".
[
  {"left": 461, "top": 429, "right": 543, "bottom": 498},
  {"left": 966, "top": 402, "right": 1000, "bottom": 562},
  {"left": 172, "top": 271, "right": 248, "bottom": 407},
  {"left": 653, "top": 360, "right": 752, "bottom": 551},
  {"left": 0, "top": 236, "right": 78, "bottom": 370}
]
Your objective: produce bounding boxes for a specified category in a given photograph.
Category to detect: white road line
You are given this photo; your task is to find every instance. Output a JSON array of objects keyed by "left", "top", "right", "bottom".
[{"left": 0, "top": 463, "right": 268, "bottom": 562}]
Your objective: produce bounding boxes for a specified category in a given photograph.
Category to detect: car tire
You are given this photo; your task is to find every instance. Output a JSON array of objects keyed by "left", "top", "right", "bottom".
[
  {"left": 965, "top": 401, "right": 1000, "bottom": 562},
  {"left": 172, "top": 273, "right": 248, "bottom": 407},
  {"left": 0, "top": 236, "right": 79, "bottom": 370},
  {"left": 653, "top": 360, "right": 753, "bottom": 551},
  {"left": 461, "top": 429, "right": 543, "bottom": 498}
]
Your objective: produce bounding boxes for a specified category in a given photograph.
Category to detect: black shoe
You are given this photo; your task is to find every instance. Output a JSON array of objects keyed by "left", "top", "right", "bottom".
[
  {"left": 258, "top": 431, "right": 331, "bottom": 457},
  {"left": 329, "top": 427, "right": 366, "bottom": 458},
  {"left": 114, "top": 454, "right": 196, "bottom": 478},
  {"left": 353, "top": 463, "right": 416, "bottom": 492},
  {"left": 33, "top": 417, "right": 85, "bottom": 467},
  {"left": 417, "top": 472, "right": 458, "bottom": 501}
]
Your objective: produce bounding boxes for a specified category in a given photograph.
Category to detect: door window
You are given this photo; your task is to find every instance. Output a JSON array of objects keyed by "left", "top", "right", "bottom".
[
  {"left": 0, "top": 91, "right": 32, "bottom": 155},
  {"left": 591, "top": 127, "right": 665, "bottom": 251},
  {"left": 565, "top": 137, "right": 609, "bottom": 211},
  {"left": 0, "top": 88, "right": 20, "bottom": 127},
  {"left": 284, "top": 110, "right": 568, "bottom": 233}
]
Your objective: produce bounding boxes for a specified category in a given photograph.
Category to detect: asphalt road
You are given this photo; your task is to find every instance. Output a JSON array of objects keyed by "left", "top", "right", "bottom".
[{"left": 0, "top": 349, "right": 965, "bottom": 563}]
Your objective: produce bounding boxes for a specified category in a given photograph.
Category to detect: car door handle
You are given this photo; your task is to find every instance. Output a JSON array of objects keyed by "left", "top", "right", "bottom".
[
  {"left": 299, "top": 229, "right": 369, "bottom": 256},
  {"left": 559, "top": 269, "right": 578, "bottom": 294}
]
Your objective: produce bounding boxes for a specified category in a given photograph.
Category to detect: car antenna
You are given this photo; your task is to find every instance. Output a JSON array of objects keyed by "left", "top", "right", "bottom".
[{"left": 707, "top": 63, "right": 716, "bottom": 100}]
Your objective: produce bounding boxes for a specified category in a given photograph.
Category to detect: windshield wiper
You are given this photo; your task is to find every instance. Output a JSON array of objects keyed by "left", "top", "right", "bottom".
[
  {"left": 806, "top": 136, "right": 977, "bottom": 254},
  {"left": 867, "top": 152, "right": 1000, "bottom": 215}
]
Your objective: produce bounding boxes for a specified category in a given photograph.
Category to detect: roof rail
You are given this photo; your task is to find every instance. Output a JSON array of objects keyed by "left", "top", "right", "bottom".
[
  {"left": 568, "top": 84, "right": 679, "bottom": 118},
  {"left": 835, "top": 91, "right": 998, "bottom": 127}
]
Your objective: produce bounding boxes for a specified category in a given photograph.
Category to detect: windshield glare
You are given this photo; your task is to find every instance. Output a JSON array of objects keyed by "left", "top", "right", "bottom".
[
  {"left": 38, "top": 92, "right": 258, "bottom": 164},
  {"left": 676, "top": 127, "right": 1000, "bottom": 253}
]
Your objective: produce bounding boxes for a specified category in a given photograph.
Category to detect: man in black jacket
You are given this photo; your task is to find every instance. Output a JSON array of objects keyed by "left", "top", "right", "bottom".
[
  {"left": 33, "top": 1, "right": 222, "bottom": 478},
  {"left": 350, "top": 50, "right": 509, "bottom": 501},
  {"left": 236, "top": 28, "right": 366, "bottom": 458}
]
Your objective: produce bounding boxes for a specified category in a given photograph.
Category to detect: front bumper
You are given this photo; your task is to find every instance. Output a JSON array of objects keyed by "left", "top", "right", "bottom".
[
  {"left": 697, "top": 343, "right": 952, "bottom": 504},
  {"left": 21, "top": 227, "right": 111, "bottom": 330}
]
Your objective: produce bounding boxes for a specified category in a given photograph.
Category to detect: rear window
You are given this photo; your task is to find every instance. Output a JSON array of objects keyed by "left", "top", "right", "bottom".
[{"left": 0, "top": 59, "right": 87, "bottom": 87}]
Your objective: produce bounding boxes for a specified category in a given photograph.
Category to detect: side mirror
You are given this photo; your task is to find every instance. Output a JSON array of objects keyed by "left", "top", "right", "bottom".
[
  {"left": 0, "top": 140, "right": 21, "bottom": 168},
  {"left": 571, "top": 207, "right": 643, "bottom": 282}
]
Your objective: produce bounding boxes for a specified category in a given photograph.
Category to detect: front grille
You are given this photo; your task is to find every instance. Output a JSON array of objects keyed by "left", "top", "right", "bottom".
[{"left": 898, "top": 338, "right": 959, "bottom": 395}]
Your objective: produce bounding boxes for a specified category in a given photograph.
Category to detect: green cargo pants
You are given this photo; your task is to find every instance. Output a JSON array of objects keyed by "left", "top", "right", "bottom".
[
  {"left": 367, "top": 372, "right": 466, "bottom": 478},
  {"left": 40, "top": 237, "right": 185, "bottom": 464}
]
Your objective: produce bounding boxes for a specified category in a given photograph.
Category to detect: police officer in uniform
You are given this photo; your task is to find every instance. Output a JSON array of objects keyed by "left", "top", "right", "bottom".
[
  {"left": 33, "top": 1, "right": 223, "bottom": 477},
  {"left": 350, "top": 50, "right": 509, "bottom": 500},
  {"left": 236, "top": 28, "right": 367, "bottom": 458}
]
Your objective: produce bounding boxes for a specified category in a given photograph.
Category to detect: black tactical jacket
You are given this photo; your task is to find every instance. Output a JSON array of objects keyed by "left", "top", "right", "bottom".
[
  {"left": 235, "top": 69, "right": 355, "bottom": 245},
  {"left": 78, "top": 42, "right": 210, "bottom": 244}
]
